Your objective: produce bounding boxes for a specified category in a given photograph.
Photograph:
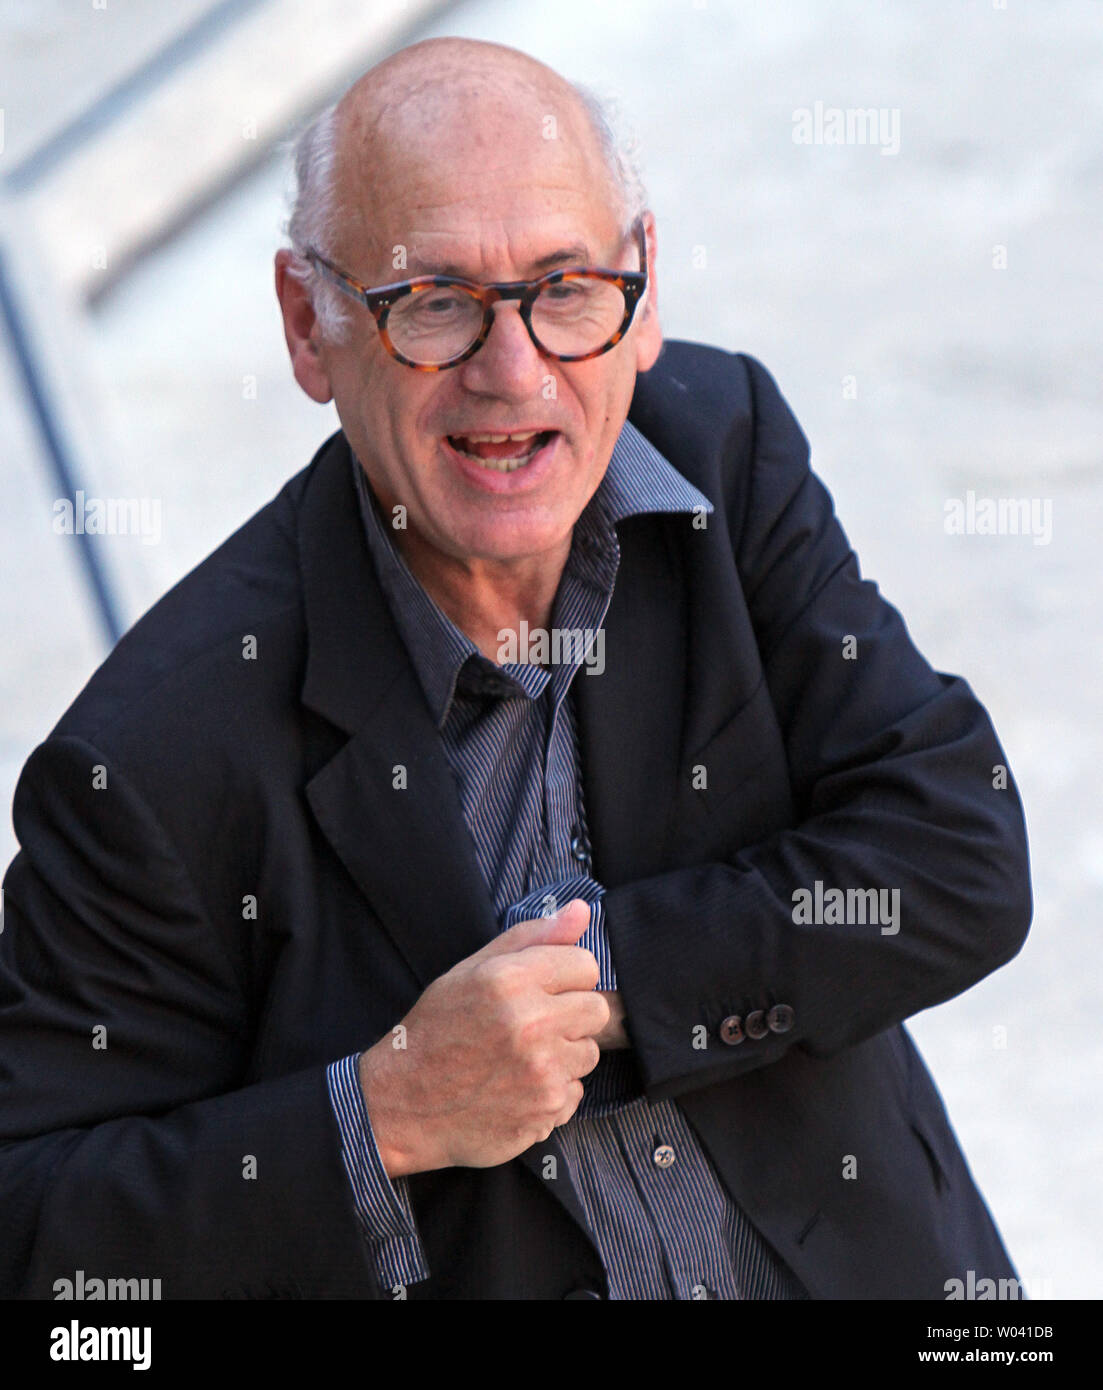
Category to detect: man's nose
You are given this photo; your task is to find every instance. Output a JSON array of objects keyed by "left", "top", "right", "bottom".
[{"left": 457, "top": 300, "right": 548, "bottom": 395}]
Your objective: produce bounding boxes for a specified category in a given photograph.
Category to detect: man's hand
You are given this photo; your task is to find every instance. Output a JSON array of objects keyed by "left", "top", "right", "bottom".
[{"left": 358, "top": 900, "right": 609, "bottom": 1177}]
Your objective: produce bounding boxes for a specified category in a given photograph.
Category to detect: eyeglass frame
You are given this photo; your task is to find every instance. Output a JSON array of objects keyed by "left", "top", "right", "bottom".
[{"left": 299, "top": 216, "right": 649, "bottom": 372}]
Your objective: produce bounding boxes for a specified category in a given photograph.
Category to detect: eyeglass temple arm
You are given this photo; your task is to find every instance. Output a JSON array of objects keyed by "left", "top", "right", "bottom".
[{"left": 302, "top": 249, "right": 372, "bottom": 305}]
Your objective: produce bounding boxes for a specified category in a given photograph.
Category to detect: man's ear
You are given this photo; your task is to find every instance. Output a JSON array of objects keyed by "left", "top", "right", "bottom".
[
  {"left": 274, "top": 250, "right": 335, "bottom": 404},
  {"left": 633, "top": 212, "right": 662, "bottom": 374}
]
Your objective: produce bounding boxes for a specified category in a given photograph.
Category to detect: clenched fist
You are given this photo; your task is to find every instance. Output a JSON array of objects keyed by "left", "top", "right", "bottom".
[{"left": 358, "top": 899, "right": 609, "bottom": 1176}]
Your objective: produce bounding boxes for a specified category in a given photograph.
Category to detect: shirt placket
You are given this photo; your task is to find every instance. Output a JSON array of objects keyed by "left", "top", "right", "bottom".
[{"left": 609, "top": 1100, "right": 743, "bottom": 1301}]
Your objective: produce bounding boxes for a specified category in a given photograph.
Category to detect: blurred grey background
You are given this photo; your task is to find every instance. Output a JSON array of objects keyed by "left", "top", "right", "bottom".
[{"left": 1, "top": 0, "right": 1100, "bottom": 1296}]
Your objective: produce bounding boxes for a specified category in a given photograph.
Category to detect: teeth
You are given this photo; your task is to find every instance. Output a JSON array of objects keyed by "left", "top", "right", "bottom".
[
  {"left": 447, "top": 430, "right": 550, "bottom": 472},
  {"left": 454, "top": 442, "right": 542, "bottom": 472},
  {"left": 462, "top": 431, "right": 538, "bottom": 444}
]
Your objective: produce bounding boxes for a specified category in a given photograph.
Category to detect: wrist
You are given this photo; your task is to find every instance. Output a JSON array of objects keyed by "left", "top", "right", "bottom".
[{"left": 357, "top": 1043, "right": 422, "bottom": 1178}]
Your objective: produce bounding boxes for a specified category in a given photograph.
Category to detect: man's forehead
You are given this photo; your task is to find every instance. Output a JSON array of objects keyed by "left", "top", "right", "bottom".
[
  {"left": 338, "top": 115, "right": 604, "bottom": 215},
  {"left": 400, "top": 229, "right": 609, "bottom": 279},
  {"left": 335, "top": 148, "right": 621, "bottom": 278}
]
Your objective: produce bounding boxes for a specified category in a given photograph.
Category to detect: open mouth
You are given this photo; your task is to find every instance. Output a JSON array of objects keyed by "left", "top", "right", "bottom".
[{"left": 445, "top": 429, "right": 557, "bottom": 472}]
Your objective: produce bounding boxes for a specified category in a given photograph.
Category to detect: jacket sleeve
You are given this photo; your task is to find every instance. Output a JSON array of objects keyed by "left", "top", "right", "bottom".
[
  {"left": 604, "top": 352, "right": 1033, "bottom": 1101},
  {"left": 0, "top": 734, "right": 378, "bottom": 1299}
]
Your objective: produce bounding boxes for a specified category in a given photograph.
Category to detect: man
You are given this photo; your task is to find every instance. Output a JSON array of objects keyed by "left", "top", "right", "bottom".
[{"left": 0, "top": 38, "right": 1030, "bottom": 1300}]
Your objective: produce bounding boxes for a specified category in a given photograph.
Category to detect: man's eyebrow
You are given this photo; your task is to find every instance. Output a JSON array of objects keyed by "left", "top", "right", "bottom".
[{"left": 405, "top": 243, "right": 594, "bottom": 279}]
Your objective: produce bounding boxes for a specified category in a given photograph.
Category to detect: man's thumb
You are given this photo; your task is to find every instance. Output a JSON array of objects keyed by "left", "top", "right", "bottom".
[{"left": 479, "top": 898, "right": 591, "bottom": 956}]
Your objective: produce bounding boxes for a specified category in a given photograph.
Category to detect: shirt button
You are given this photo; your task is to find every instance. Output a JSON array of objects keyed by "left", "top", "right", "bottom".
[
  {"left": 652, "top": 1143, "right": 676, "bottom": 1169},
  {"left": 570, "top": 832, "right": 591, "bottom": 868}
]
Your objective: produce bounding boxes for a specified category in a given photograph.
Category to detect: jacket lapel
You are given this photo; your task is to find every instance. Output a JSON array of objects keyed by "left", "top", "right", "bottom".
[
  {"left": 574, "top": 514, "right": 689, "bottom": 888},
  {"left": 298, "top": 433, "right": 499, "bottom": 987}
]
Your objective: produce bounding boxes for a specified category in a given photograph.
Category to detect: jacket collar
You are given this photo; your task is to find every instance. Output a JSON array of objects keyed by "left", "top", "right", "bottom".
[{"left": 347, "top": 418, "right": 712, "bottom": 730}]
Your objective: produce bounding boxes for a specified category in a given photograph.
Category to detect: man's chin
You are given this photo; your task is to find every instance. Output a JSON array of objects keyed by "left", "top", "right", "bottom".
[{"left": 442, "top": 521, "right": 576, "bottom": 567}]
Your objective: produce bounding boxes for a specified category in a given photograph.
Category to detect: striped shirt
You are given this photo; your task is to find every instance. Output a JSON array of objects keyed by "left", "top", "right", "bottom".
[{"left": 325, "top": 420, "right": 807, "bottom": 1300}]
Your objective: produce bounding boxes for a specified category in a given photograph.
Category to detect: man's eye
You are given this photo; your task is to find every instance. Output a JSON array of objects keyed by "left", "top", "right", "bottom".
[
  {"left": 538, "top": 284, "right": 596, "bottom": 318},
  {"left": 544, "top": 283, "right": 585, "bottom": 302},
  {"left": 415, "top": 294, "right": 465, "bottom": 318}
]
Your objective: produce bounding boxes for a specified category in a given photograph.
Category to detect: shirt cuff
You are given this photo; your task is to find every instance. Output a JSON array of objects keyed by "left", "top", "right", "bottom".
[
  {"left": 326, "top": 1053, "right": 430, "bottom": 1291},
  {"left": 502, "top": 874, "right": 617, "bottom": 989}
]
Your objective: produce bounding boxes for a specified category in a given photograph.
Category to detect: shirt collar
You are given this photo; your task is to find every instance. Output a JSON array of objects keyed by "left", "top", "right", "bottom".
[{"left": 352, "top": 417, "right": 714, "bottom": 727}]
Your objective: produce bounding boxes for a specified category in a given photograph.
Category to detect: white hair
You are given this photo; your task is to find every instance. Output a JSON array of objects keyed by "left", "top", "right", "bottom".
[
  {"left": 571, "top": 82, "right": 649, "bottom": 234},
  {"left": 281, "top": 81, "right": 649, "bottom": 345},
  {"left": 283, "top": 104, "right": 349, "bottom": 342}
]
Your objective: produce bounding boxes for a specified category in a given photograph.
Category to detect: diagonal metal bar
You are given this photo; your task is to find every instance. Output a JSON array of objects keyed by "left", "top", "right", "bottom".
[
  {"left": 3, "top": 0, "right": 267, "bottom": 195},
  {"left": 0, "top": 242, "right": 123, "bottom": 646}
]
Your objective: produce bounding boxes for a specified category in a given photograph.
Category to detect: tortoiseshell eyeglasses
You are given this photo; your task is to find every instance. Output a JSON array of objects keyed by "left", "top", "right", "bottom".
[{"left": 300, "top": 218, "right": 648, "bottom": 371}]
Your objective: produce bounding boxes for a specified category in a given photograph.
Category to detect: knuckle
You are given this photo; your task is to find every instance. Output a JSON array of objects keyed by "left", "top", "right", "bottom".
[
  {"left": 513, "top": 1010, "right": 548, "bottom": 1055},
  {"left": 538, "top": 1084, "right": 564, "bottom": 1113},
  {"left": 519, "top": 1050, "right": 551, "bottom": 1088},
  {"left": 479, "top": 957, "right": 526, "bottom": 997},
  {"left": 561, "top": 1079, "right": 584, "bottom": 1116}
]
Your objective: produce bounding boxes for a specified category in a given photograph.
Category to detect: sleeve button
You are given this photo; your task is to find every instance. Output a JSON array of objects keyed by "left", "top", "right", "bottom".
[
  {"left": 719, "top": 1015, "right": 744, "bottom": 1045},
  {"left": 745, "top": 1010, "right": 769, "bottom": 1039}
]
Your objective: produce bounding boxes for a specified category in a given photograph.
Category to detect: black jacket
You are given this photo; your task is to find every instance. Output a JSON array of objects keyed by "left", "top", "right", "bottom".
[{"left": 0, "top": 342, "right": 1031, "bottom": 1299}]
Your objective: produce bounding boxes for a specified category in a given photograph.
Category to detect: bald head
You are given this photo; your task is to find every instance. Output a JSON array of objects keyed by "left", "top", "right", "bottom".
[
  {"left": 311, "top": 39, "right": 639, "bottom": 271},
  {"left": 338, "top": 36, "right": 585, "bottom": 131}
]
